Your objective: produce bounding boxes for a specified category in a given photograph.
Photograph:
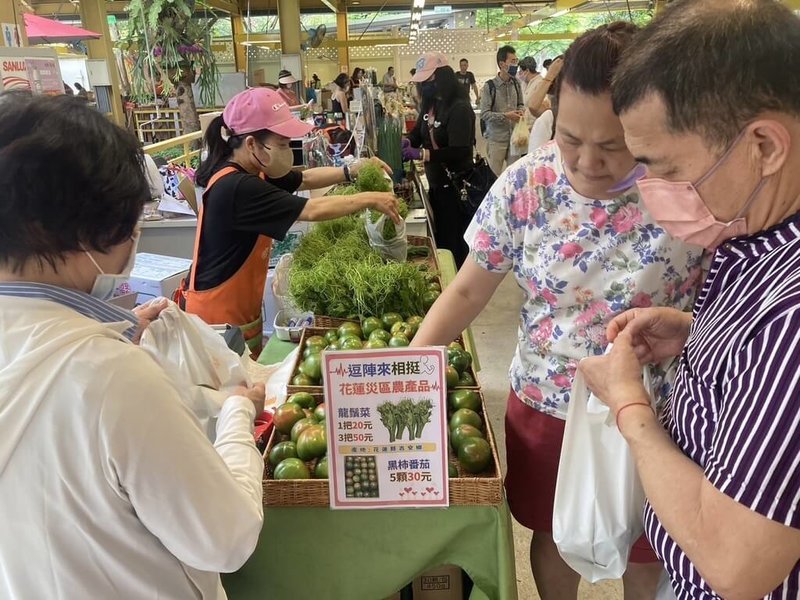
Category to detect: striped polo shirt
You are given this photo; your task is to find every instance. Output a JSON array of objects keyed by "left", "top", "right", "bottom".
[{"left": 645, "top": 213, "right": 800, "bottom": 598}]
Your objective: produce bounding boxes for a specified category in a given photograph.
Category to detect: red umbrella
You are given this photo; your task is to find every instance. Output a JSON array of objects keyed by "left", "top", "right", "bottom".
[{"left": 23, "top": 13, "right": 101, "bottom": 45}]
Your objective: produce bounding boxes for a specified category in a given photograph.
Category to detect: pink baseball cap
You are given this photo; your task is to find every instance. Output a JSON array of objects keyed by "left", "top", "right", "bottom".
[
  {"left": 411, "top": 52, "right": 449, "bottom": 82},
  {"left": 222, "top": 87, "right": 313, "bottom": 139}
]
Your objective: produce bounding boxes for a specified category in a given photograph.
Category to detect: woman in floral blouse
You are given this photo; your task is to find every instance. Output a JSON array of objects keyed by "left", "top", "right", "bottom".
[{"left": 413, "top": 23, "right": 704, "bottom": 599}]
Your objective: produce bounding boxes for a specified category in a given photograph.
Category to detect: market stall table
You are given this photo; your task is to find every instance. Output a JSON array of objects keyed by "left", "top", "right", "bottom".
[{"left": 223, "top": 250, "right": 514, "bottom": 600}]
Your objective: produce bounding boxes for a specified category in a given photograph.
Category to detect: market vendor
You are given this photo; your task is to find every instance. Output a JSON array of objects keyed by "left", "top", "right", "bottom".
[
  {"left": 412, "top": 23, "right": 704, "bottom": 598},
  {"left": 186, "top": 87, "right": 399, "bottom": 353}
]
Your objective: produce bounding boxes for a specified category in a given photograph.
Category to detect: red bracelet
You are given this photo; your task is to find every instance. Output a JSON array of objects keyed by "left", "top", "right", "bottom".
[{"left": 615, "top": 402, "right": 655, "bottom": 430}]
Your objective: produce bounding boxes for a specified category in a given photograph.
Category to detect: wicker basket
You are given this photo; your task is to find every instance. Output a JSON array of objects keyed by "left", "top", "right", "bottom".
[
  {"left": 288, "top": 327, "right": 480, "bottom": 394},
  {"left": 263, "top": 391, "right": 502, "bottom": 507},
  {"left": 407, "top": 235, "right": 438, "bottom": 271}
]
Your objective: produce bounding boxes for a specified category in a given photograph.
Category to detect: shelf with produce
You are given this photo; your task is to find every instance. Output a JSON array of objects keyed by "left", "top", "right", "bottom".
[{"left": 262, "top": 390, "right": 502, "bottom": 507}]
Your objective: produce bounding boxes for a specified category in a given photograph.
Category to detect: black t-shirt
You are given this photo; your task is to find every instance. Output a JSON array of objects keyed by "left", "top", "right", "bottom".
[
  {"left": 192, "top": 163, "right": 308, "bottom": 290},
  {"left": 456, "top": 71, "right": 476, "bottom": 94}
]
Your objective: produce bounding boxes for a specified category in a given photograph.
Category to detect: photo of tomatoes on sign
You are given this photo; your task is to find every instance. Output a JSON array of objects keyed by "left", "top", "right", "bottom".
[{"left": 323, "top": 347, "right": 449, "bottom": 509}]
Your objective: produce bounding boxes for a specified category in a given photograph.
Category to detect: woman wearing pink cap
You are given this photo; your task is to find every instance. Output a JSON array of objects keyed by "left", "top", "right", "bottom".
[
  {"left": 405, "top": 52, "right": 476, "bottom": 267},
  {"left": 186, "top": 87, "right": 399, "bottom": 353}
]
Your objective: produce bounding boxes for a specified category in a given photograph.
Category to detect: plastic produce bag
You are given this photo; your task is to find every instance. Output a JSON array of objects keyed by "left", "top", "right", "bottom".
[
  {"left": 272, "top": 254, "right": 302, "bottom": 316},
  {"left": 365, "top": 210, "right": 408, "bottom": 262},
  {"left": 139, "top": 301, "right": 251, "bottom": 441},
  {"left": 511, "top": 116, "right": 531, "bottom": 149},
  {"left": 552, "top": 355, "right": 653, "bottom": 582}
]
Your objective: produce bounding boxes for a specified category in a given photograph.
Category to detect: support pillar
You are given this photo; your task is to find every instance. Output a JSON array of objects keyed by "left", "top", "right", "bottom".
[
  {"left": 0, "top": 0, "right": 29, "bottom": 47},
  {"left": 80, "top": 0, "right": 125, "bottom": 126},
  {"left": 277, "top": 0, "right": 302, "bottom": 55},
  {"left": 336, "top": 1, "right": 349, "bottom": 74},
  {"left": 232, "top": 14, "right": 248, "bottom": 77}
]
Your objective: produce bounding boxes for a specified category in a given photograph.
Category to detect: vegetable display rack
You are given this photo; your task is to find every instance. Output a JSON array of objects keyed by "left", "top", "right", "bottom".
[
  {"left": 262, "top": 392, "right": 503, "bottom": 507},
  {"left": 287, "top": 327, "right": 481, "bottom": 395},
  {"left": 406, "top": 235, "right": 438, "bottom": 272}
]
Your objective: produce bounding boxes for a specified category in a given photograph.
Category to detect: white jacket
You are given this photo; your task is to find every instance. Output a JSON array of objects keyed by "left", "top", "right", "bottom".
[{"left": 0, "top": 296, "right": 263, "bottom": 599}]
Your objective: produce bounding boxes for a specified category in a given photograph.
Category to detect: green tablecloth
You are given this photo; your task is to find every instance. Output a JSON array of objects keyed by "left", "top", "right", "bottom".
[
  {"left": 223, "top": 502, "right": 517, "bottom": 600},
  {"left": 230, "top": 249, "right": 515, "bottom": 599}
]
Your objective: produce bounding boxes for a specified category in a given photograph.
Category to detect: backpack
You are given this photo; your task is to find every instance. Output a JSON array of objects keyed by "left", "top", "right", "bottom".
[{"left": 480, "top": 78, "right": 522, "bottom": 138}]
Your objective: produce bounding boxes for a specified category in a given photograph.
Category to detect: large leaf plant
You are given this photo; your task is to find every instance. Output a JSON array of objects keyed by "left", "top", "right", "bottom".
[{"left": 121, "top": 0, "right": 219, "bottom": 133}]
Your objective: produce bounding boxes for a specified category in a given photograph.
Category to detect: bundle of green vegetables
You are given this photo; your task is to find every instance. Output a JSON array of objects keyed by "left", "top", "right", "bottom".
[{"left": 377, "top": 398, "right": 433, "bottom": 442}]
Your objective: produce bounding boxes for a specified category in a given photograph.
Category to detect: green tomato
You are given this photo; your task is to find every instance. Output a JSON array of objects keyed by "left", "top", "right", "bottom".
[
  {"left": 450, "top": 424, "right": 484, "bottom": 451},
  {"left": 268, "top": 441, "right": 297, "bottom": 467},
  {"left": 449, "top": 408, "right": 482, "bottom": 431},
  {"left": 315, "top": 456, "right": 329, "bottom": 479},
  {"left": 341, "top": 336, "right": 364, "bottom": 350},
  {"left": 287, "top": 392, "right": 316, "bottom": 410},
  {"left": 337, "top": 322, "right": 363, "bottom": 340},
  {"left": 448, "top": 349, "right": 470, "bottom": 375},
  {"left": 324, "top": 330, "right": 340, "bottom": 344},
  {"left": 305, "top": 336, "right": 327, "bottom": 351},
  {"left": 361, "top": 316, "right": 383, "bottom": 338},
  {"left": 458, "top": 437, "right": 492, "bottom": 474},
  {"left": 296, "top": 425, "right": 328, "bottom": 461},
  {"left": 364, "top": 339, "right": 388, "bottom": 349},
  {"left": 391, "top": 322, "right": 416, "bottom": 340},
  {"left": 291, "top": 417, "right": 319, "bottom": 443},
  {"left": 369, "top": 329, "right": 391, "bottom": 343},
  {"left": 300, "top": 354, "right": 322, "bottom": 381},
  {"left": 457, "top": 371, "right": 477, "bottom": 387},
  {"left": 381, "top": 312, "right": 404, "bottom": 329},
  {"left": 291, "top": 373, "right": 315, "bottom": 387},
  {"left": 422, "top": 290, "right": 440, "bottom": 311},
  {"left": 448, "top": 389, "right": 481, "bottom": 412},
  {"left": 406, "top": 315, "right": 424, "bottom": 329},
  {"left": 274, "top": 457, "right": 311, "bottom": 480},
  {"left": 388, "top": 334, "right": 410, "bottom": 347},
  {"left": 446, "top": 366, "right": 459, "bottom": 390}
]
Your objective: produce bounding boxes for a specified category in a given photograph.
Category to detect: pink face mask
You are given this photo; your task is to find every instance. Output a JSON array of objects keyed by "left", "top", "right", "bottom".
[{"left": 636, "top": 133, "right": 765, "bottom": 250}]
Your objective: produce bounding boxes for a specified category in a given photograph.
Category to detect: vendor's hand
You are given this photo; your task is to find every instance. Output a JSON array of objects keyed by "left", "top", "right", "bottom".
[
  {"left": 578, "top": 333, "right": 650, "bottom": 417},
  {"left": 352, "top": 156, "right": 393, "bottom": 177},
  {"left": 402, "top": 145, "right": 422, "bottom": 161},
  {"left": 505, "top": 111, "right": 522, "bottom": 123},
  {"left": 362, "top": 192, "right": 401, "bottom": 224},
  {"left": 232, "top": 382, "right": 266, "bottom": 417},
  {"left": 607, "top": 307, "right": 692, "bottom": 364},
  {"left": 131, "top": 297, "right": 169, "bottom": 344},
  {"left": 545, "top": 58, "right": 564, "bottom": 82}
]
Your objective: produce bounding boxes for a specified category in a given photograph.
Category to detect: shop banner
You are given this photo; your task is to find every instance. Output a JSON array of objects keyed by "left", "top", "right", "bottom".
[
  {"left": 1, "top": 56, "right": 63, "bottom": 94},
  {"left": 324, "top": 347, "right": 449, "bottom": 509},
  {"left": 1, "top": 57, "right": 29, "bottom": 91}
]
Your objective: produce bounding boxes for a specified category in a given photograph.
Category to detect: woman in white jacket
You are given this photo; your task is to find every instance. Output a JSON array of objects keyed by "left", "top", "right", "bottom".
[{"left": 0, "top": 92, "right": 265, "bottom": 599}]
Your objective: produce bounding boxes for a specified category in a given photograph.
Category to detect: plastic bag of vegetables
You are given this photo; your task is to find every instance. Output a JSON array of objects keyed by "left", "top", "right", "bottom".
[{"left": 365, "top": 208, "right": 408, "bottom": 262}]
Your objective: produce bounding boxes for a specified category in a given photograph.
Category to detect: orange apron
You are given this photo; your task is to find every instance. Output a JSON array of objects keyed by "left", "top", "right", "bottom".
[{"left": 184, "top": 166, "right": 272, "bottom": 355}]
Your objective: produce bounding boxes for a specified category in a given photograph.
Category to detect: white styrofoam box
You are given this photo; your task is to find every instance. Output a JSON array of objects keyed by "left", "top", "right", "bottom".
[{"left": 129, "top": 252, "right": 192, "bottom": 304}]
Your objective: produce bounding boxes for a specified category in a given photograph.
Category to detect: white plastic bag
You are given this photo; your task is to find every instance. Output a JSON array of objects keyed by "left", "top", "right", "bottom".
[
  {"left": 365, "top": 210, "right": 408, "bottom": 262},
  {"left": 272, "top": 254, "right": 302, "bottom": 315},
  {"left": 139, "top": 302, "right": 251, "bottom": 441},
  {"left": 552, "top": 356, "right": 652, "bottom": 582}
]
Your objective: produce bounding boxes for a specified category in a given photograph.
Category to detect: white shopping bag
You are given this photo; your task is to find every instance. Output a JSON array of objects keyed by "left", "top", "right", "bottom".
[
  {"left": 140, "top": 302, "right": 251, "bottom": 441},
  {"left": 552, "top": 355, "right": 652, "bottom": 582},
  {"left": 365, "top": 209, "right": 408, "bottom": 262}
]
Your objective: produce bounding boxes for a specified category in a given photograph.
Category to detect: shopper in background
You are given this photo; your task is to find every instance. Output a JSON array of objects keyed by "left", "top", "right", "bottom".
[
  {"left": 456, "top": 58, "right": 481, "bottom": 104},
  {"left": 527, "top": 58, "right": 563, "bottom": 153},
  {"left": 582, "top": 1, "right": 800, "bottom": 597},
  {"left": 542, "top": 57, "right": 554, "bottom": 78},
  {"left": 350, "top": 67, "right": 364, "bottom": 101},
  {"left": 74, "top": 81, "right": 89, "bottom": 99},
  {"left": 516, "top": 57, "right": 541, "bottom": 98},
  {"left": 382, "top": 66, "right": 398, "bottom": 93},
  {"left": 405, "top": 52, "right": 475, "bottom": 268},
  {"left": 480, "top": 45, "right": 524, "bottom": 176},
  {"left": 277, "top": 69, "right": 301, "bottom": 107},
  {"left": 332, "top": 72, "right": 350, "bottom": 117},
  {"left": 413, "top": 23, "right": 704, "bottom": 599},
  {"left": 0, "top": 92, "right": 266, "bottom": 599},
  {"left": 188, "top": 88, "right": 398, "bottom": 354}
]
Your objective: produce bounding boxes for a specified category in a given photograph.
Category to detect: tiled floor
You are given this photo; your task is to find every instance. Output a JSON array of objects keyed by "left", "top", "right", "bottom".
[{"left": 470, "top": 274, "right": 624, "bottom": 600}]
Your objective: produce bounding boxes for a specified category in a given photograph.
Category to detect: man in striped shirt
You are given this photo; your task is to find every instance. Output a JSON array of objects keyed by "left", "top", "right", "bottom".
[{"left": 579, "top": 1, "right": 800, "bottom": 598}]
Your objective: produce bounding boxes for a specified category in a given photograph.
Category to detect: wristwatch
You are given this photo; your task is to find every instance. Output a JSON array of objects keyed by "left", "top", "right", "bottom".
[{"left": 343, "top": 164, "right": 352, "bottom": 182}]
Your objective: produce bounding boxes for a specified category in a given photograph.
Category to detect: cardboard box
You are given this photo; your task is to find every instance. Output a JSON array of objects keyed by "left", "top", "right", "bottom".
[
  {"left": 129, "top": 253, "right": 192, "bottom": 304},
  {"left": 412, "top": 565, "right": 463, "bottom": 600}
]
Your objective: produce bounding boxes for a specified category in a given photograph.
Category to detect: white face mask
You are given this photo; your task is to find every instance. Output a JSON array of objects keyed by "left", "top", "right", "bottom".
[
  {"left": 84, "top": 231, "right": 140, "bottom": 301},
  {"left": 254, "top": 143, "right": 294, "bottom": 179}
]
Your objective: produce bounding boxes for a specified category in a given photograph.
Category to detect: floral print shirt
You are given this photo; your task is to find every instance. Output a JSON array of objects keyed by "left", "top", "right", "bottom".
[{"left": 466, "top": 142, "right": 704, "bottom": 419}]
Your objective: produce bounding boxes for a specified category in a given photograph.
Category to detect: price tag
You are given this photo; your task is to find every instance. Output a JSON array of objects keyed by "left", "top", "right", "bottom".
[{"left": 323, "top": 348, "right": 449, "bottom": 509}]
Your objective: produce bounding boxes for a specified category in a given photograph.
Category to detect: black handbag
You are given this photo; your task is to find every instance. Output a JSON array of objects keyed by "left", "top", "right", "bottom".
[{"left": 447, "top": 155, "right": 497, "bottom": 217}]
